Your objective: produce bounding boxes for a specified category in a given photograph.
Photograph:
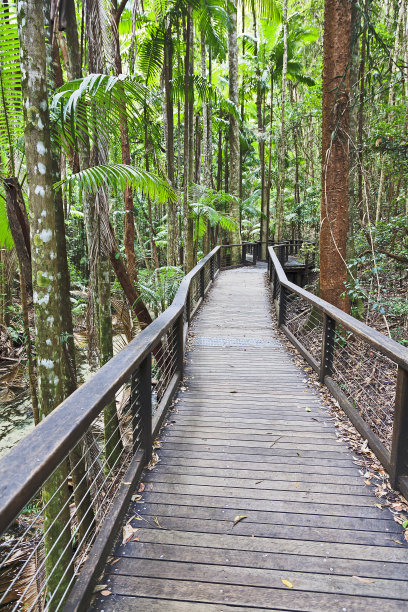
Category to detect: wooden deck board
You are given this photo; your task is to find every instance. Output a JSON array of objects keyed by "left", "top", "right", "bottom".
[{"left": 92, "top": 266, "right": 408, "bottom": 611}]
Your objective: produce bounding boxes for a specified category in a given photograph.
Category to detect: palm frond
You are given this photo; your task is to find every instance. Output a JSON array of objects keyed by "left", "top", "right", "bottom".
[
  {"left": 0, "top": 194, "right": 13, "bottom": 248},
  {"left": 0, "top": 2, "right": 23, "bottom": 176},
  {"left": 57, "top": 164, "right": 176, "bottom": 204}
]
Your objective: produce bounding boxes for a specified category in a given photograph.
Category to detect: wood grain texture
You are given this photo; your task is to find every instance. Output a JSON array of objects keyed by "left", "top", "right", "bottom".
[{"left": 92, "top": 266, "right": 408, "bottom": 611}]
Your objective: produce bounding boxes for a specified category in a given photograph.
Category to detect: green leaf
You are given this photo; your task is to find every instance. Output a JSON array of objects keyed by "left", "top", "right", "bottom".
[{"left": 56, "top": 163, "right": 176, "bottom": 205}]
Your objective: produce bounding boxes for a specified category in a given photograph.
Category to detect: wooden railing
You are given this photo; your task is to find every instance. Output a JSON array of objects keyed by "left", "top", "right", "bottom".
[
  {"left": 0, "top": 243, "right": 258, "bottom": 612},
  {"left": 268, "top": 244, "right": 408, "bottom": 500}
]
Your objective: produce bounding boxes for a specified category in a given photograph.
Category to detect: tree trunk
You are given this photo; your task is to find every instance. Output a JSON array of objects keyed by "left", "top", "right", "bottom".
[
  {"left": 183, "top": 8, "right": 194, "bottom": 272},
  {"left": 274, "top": 0, "right": 288, "bottom": 243},
  {"left": 164, "top": 18, "right": 178, "bottom": 266},
  {"left": 320, "top": 0, "right": 351, "bottom": 312},
  {"left": 17, "top": 0, "right": 73, "bottom": 605},
  {"left": 227, "top": 1, "right": 242, "bottom": 256}
]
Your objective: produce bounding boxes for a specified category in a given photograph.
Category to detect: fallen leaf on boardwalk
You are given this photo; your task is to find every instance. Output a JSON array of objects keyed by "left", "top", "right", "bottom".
[
  {"left": 153, "top": 439, "right": 162, "bottom": 449},
  {"left": 111, "top": 558, "right": 120, "bottom": 566},
  {"left": 281, "top": 579, "right": 293, "bottom": 588},
  {"left": 295, "top": 482, "right": 299, "bottom": 488},
  {"left": 100, "top": 590, "right": 111, "bottom": 597},
  {"left": 352, "top": 576, "right": 374, "bottom": 584},
  {"left": 305, "top": 407, "right": 311, "bottom": 412},
  {"left": 147, "top": 453, "right": 159, "bottom": 470},
  {"left": 392, "top": 539, "right": 404, "bottom": 545},
  {"left": 93, "top": 585, "right": 107, "bottom": 593},
  {"left": 297, "top": 452, "right": 301, "bottom": 457},
  {"left": 153, "top": 516, "right": 163, "bottom": 528},
  {"left": 233, "top": 515, "right": 247, "bottom": 527},
  {"left": 229, "top": 390, "right": 238, "bottom": 393},
  {"left": 180, "top": 386, "right": 187, "bottom": 391},
  {"left": 138, "top": 483, "right": 145, "bottom": 493},
  {"left": 122, "top": 524, "right": 138, "bottom": 544},
  {"left": 132, "top": 536, "right": 140, "bottom": 541},
  {"left": 255, "top": 480, "right": 263, "bottom": 485},
  {"left": 374, "top": 504, "right": 384, "bottom": 510},
  {"left": 131, "top": 494, "right": 142, "bottom": 502}
]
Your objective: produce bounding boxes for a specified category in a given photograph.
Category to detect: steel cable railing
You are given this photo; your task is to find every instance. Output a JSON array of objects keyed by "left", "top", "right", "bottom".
[{"left": 268, "top": 243, "right": 408, "bottom": 500}]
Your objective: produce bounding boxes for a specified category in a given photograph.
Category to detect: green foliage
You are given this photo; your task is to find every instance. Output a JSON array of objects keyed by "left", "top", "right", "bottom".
[{"left": 57, "top": 163, "right": 176, "bottom": 204}]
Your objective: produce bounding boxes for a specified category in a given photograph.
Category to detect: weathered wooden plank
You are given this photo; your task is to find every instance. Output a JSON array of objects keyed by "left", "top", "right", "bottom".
[
  {"left": 144, "top": 472, "right": 371, "bottom": 496},
  {"left": 114, "top": 540, "right": 408, "bottom": 580},
  {"left": 96, "top": 575, "right": 407, "bottom": 611},
  {"left": 145, "top": 464, "right": 365, "bottom": 484},
  {"left": 108, "top": 558, "right": 408, "bottom": 599},
  {"left": 136, "top": 491, "right": 385, "bottom": 519},
  {"left": 119, "top": 528, "right": 408, "bottom": 562},
  {"left": 126, "top": 514, "right": 396, "bottom": 546},
  {"left": 92, "top": 597, "right": 264, "bottom": 612},
  {"left": 134, "top": 501, "right": 399, "bottom": 533}
]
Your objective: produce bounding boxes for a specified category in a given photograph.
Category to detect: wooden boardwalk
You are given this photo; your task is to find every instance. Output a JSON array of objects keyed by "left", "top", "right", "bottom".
[{"left": 92, "top": 266, "right": 408, "bottom": 611}]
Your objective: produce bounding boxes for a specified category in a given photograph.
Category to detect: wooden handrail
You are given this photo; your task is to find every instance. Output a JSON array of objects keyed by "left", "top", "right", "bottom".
[{"left": 269, "top": 246, "right": 408, "bottom": 368}]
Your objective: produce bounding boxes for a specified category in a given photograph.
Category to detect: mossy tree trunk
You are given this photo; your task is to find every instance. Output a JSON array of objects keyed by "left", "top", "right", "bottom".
[{"left": 17, "top": 0, "right": 73, "bottom": 607}]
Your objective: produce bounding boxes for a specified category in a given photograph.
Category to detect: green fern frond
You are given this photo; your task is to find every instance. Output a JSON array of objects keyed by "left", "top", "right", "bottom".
[{"left": 57, "top": 164, "right": 176, "bottom": 204}]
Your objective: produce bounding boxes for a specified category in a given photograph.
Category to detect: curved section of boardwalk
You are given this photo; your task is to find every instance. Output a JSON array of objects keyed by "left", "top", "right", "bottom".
[{"left": 93, "top": 267, "right": 408, "bottom": 611}]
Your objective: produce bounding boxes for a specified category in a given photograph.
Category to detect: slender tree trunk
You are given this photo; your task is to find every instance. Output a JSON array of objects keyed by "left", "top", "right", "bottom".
[
  {"left": 164, "top": 19, "right": 178, "bottom": 266},
  {"left": 183, "top": 8, "right": 194, "bottom": 271},
  {"left": 227, "top": 1, "right": 242, "bottom": 255},
  {"left": 274, "top": 0, "right": 288, "bottom": 243},
  {"left": 17, "top": 0, "right": 73, "bottom": 605},
  {"left": 320, "top": 0, "right": 351, "bottom": 312}
]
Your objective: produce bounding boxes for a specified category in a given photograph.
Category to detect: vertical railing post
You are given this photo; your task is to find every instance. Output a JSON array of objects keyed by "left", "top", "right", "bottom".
[
  {"left": 242, "top": 243, "right": 247, "bottom": 265},
  {"left": 186, "top": 290, "right": 191, "bottom": 324},
  {"left": 131, "top": 370, "right": 140, "bottom": 454},
  {"left": 175, "top": 312, "right": 184, "bottom": 380},
  {"left": 200, "top": 267, "right": 205, "bottom": 298},
  {"left": 390, "top": 366, "right": 408, "bottom": 488},
  {"left": 320, "top": 313, "right": 336, "bottom": 383},
  {"left": 278, "top": 245, "right": 284, "bottom": 266},
  {"left": 210, "top": 255, "right": 214, "bottom": 281},
  {"left": 253, "top": 243, "right": 257, "bottom": 265},
  {"left": 217, "top": 248, "right": 221, "bottom": 271},
  {"left": 139, "top": 353, "right": 152, "bottom": 464},
  {"left": 278, "top": 286, "right": 286, "bottom": 327}
]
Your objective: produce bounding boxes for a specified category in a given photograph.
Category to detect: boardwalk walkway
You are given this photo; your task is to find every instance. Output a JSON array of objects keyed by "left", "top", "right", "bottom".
[{"left": 92, "top": 266, "right": 408, "bottom": 611}]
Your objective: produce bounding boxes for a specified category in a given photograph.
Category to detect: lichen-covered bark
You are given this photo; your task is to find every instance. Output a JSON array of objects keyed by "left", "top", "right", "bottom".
[
  {"left": 227, "top": 1, "right": 242, "bottom": 259},
  {"left": 320, "top": 0, "right": 351, "bottom": 312},
  {"left": 17, "top": 0, "right": 73, "bottom": 606}
]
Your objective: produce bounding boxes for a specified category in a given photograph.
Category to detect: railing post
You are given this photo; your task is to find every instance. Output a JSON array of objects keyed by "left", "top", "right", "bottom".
[
  {"left": 320, "top": 314, "right": 336, "bottom": 383},
  {"left": 200, "top": 267, "right": 205, "bottom": 298},
  {"left": 139, "top": 353, "right": 152, "bottom": 464},
  {"left": 278, "top": 245, "right": 284, "bottom": 266},
  {"left": 390, "top": 366, "right": 408, "bottom": 488},
  {"left": 186, "top": 290, "right": 191, "bottom": 324},
  {"left": 278, "top": 286, "right": 286, "bottom": 327},
  {"left": 253, "top": 243, "right": 257, "bottom": 265},
  {"left": 175, "top": 312, "right": 184, "bottom": 379},
  {"left": 242, "top": 243, "right": 247, "bottom": 265},
  {"left": 217, "top": 248, "right": 221, "bottom": 271},
  {"left": 210, "top": 255, "right": 214, "bottom": 280},
  {"left": 131, "top": 370, "right": 140, "bottom": 454}
]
